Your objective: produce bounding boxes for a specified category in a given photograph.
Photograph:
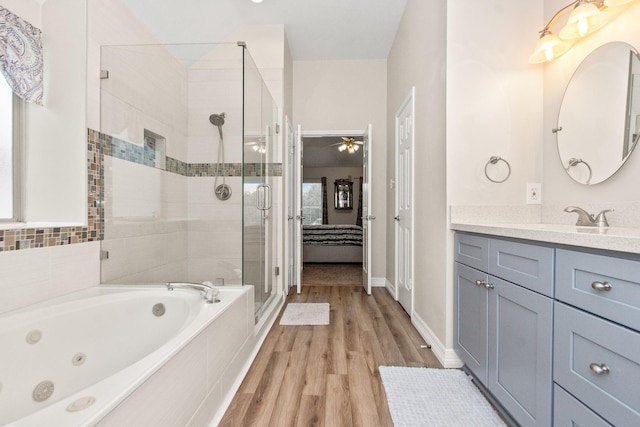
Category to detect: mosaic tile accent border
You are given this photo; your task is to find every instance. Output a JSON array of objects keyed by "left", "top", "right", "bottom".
[
  {"left": 98, "top": 130, "right": 282, "bottom": 177},
  {"left": 0, "top": 129, "right": 104, "bottom": 252},
  {"left": 0, "top": 128, "right": 282, "bottom": 253}
]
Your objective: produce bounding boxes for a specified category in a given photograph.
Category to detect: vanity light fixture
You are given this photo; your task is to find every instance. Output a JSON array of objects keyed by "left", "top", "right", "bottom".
[
  {"left": 558, "top": 1, "right": 610, "bottom": 39},
  {"left": 529, "top": 0, "right": 636, "bottom": 64}
]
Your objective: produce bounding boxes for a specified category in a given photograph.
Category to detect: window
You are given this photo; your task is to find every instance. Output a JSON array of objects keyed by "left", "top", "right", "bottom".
[
  {"left": 302, "top": 181, "right": 322, "bottom": 225},
  {"left": 0, "top": 77, "right": 22, "bottom": 221}
]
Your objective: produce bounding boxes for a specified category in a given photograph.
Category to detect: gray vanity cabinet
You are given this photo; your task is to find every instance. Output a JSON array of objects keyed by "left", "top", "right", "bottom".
[
  {"left": 554, "top": 248, "right": 640, "bottom": 426},
  {"left": 454, "top": 233, "right": 553, "bottom": 427}
]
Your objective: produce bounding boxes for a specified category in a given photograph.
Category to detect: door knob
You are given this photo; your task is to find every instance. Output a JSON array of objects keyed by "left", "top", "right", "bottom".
[{"left": 394, "top": 216, "right": 400, "bottom": 221}]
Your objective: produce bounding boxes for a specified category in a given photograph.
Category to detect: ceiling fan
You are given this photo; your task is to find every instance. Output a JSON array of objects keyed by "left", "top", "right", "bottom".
[{"left": 331, "top": 137, "right": 364, "bottom": 154}]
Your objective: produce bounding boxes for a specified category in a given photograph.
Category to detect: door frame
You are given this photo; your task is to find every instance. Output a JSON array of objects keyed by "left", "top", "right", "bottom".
[
  {"left": 290, "top": 128, "right": 368, "bottom": 294},
  {"left": 284, "top": 116, "right": 295, "bottom": 294},
  {"left": 395, "top": 87, "right": 415, "bottom": 314}
]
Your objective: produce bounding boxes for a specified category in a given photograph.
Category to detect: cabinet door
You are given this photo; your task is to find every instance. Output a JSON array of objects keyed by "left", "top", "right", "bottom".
[
  {"left": 488, "top": 276, "right": 553, "bottom": 427},
  {"left": 454, "top": 262, "right": 489, "bottom": 383}
]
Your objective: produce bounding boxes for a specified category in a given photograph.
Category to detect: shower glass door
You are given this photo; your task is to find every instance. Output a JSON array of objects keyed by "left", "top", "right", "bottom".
[{"left": 242, "top": 46, "right": 278, "bottom": 320}]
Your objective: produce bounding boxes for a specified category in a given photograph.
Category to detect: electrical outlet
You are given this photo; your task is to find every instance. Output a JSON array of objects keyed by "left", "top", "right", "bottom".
[{"left": 526, "top": 183, "right": 541, "bottom": 205}]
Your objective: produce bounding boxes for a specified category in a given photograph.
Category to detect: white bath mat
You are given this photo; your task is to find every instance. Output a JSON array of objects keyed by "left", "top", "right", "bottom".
[
  {"left": 379, "top": 366, "right": 506, "bottom": 427},
  {"left": 279, "top": 303, "right": 330, "bottom": 325}
]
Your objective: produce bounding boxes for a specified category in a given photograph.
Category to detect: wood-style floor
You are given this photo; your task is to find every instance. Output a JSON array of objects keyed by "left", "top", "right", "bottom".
[{"left": 219, "top": 282, "right": 442, "bottom": 426}]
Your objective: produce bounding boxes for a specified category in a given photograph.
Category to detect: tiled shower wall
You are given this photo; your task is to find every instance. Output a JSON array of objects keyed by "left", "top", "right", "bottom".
[{"left": 100, "top": 128, "right": 282, "bottom": 285}]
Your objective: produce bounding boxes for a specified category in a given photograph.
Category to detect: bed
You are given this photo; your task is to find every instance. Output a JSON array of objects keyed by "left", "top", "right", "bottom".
[{"left": 302, "top": 224, "right": 363, "bottom": 263}]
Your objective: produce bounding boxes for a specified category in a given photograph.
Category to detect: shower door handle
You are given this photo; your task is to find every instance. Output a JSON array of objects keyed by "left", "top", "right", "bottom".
[{"left": 256, "top": 185, "right": 272, "bottom": 210}]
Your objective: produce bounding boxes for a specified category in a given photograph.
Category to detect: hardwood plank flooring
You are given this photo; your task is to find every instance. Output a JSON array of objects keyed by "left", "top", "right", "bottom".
[{"left": 219, "top": 286, "right": 442, "bottom": 426}]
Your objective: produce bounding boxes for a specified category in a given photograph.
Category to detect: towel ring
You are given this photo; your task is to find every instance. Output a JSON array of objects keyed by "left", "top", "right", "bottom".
[{"left": 484, "top": 156, "right": 511, "bottom": 183}]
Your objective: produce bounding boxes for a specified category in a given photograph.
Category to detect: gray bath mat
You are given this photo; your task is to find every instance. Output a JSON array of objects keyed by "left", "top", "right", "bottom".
[
  {"left": 379, "top": 366, "right": 505, "bottom": 426},
  {"left": 279, "top": 302, "right": 330, "bottom": 325}
]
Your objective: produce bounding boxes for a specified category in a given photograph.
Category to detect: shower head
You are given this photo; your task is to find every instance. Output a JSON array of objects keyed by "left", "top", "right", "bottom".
[{"left": 209, "top": 112, "right": 226, "bottom": 127}]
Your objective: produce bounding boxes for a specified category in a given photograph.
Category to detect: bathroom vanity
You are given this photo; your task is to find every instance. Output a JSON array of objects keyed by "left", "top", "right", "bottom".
[{"left": 453, "top": 225, "right": 640, "bottom": 427}]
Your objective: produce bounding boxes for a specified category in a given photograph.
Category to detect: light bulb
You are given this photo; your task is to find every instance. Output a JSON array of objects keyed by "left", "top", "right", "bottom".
[
  {"left": 544, "top": 46, "right": 554, "bottom": 61},
  {"left": 577, "top": 17, "right": 589, "bottom": 36}
]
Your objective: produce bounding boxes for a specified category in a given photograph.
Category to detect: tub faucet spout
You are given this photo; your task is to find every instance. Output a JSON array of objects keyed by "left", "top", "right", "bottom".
[
  {"left": 564, "top": 206, "right": 597, "bottom": 227},
  {"left": 166, "top": 281, "right": 220, "bottom": 303}
]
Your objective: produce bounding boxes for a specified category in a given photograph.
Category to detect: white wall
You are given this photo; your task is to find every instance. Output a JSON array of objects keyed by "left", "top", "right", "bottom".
[
  {"left": 542, "top": 0, "right": 640, "bottom": 225},
  {"left": 293, "top": 59, "right": 387, "bottom": 278},
  {"left": 2, "top": 0, "right": 88, "bottom": 225},
  {"left": 303, "top": 167, "right": 363, "bottom": 226},
  {"left": 447, "top": 0, "right": 543, "bottom": 207},
  {"left": 387, "top": 0, "right": 449, "bottom": 358},
  {"left": 0, "top": 0, "right": 99, "bottom": 315}
]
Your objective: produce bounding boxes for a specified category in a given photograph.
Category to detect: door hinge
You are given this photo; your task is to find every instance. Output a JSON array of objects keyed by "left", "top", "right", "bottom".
[
  {"left": 275, "top": 123, "right": 280, "bottom": 134},
  {"left": 100, "top": 70, "right": 109, "bottom": 79},
  {"left": 275, "top": 266, "right": 280, "bottom": 276},
  {"left": 100, "top": 250, "right": 109, "bottom": 260}
]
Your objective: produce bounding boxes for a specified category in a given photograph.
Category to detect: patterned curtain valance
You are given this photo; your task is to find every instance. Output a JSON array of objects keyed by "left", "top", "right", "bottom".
[{"left": 0, "top": 6, "right": 43, "bottom": 105}]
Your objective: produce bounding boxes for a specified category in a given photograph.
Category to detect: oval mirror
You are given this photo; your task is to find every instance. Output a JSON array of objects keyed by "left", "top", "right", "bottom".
[{"left": 557, "top": 41, "right": 640, "bottom": 185}]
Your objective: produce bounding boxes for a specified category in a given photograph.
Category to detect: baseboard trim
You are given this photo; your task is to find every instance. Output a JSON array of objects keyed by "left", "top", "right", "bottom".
[
  {"left": 384, "top": 278, "right": 396, "bottom": 299},
  {"left": 412, "top": 312, "right": 463, "bottom": 369},
  {"left": 371, "top": 277, "right": 386, "bottom": 288}
]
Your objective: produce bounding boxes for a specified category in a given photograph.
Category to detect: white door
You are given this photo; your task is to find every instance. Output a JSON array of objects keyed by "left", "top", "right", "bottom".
[
  {"left": 361, "top": 124, "right": 373, "bottom": 295},
  {"left": 396, "top": 88, "right": 415, "bottom": 313},
  {"left": 295, "top": 125, "right": 304, "bottom": 294},
  {"left": 285, "top": 117, "right": 296, "bottom": 293}
]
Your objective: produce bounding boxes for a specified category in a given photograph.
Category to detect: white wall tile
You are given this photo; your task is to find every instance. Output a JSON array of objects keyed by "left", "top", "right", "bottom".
[{"left": 0, "top": 242, "right": 100, "bottom": 315}]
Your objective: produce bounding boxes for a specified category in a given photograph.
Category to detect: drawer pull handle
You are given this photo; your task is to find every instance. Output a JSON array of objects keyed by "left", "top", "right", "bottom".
[
  {"left": 589, "top": 363, "right": 610, "bottom": 375},
  {"left": 474, "top": 280, "right": 494, "bottom": 289},
  {"left": 591, "top": 281, "right": 612, "bottom": 292}
]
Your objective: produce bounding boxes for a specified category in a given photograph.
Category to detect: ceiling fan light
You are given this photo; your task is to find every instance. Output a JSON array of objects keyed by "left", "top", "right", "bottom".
[
  {"left": 338, "top": 144, "right": 347, "bottom": 152},
  {"left": 353, "top": 145, "right": 359, "bottom": 151}
]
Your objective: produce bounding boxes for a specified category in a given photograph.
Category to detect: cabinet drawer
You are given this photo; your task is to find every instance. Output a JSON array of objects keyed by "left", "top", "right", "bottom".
[
  {"left": 556, "top": 248, "right": 640, "bottom": 331},
  {"left": 454, "top": 233, "right": 489, "bottom": 272},
  {"left": 553, "top": 384, "right": 612, "bottom": 427},
  {"left": 554, "top": 302, "right": 640, "bottom": 426},
  {"left": 489, "top": 239, "right": 554, "bottom": 297}
]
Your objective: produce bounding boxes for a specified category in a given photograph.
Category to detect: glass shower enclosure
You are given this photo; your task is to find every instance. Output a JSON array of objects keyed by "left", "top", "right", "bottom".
[{"left": 98, "top": 42, "right": 278, "bottom": 321}]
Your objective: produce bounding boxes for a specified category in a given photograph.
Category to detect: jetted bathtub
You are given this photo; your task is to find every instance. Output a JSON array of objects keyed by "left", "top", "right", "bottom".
[{"left": 0, "top": 284, "right": 252, "bottom": 426}]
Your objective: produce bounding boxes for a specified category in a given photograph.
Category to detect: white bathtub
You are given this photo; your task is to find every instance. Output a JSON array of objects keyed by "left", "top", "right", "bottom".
[{"left": 0, "top": 284, "right": 253, "bottom": 427}]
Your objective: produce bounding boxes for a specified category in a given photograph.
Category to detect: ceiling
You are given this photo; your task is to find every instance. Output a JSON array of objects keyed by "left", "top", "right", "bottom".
[
  {"left": 303, "top": 136, "right": 363, "bottom": 168},
  {"left": 118, "top": 0, "right": 407, "bottom": 60}
]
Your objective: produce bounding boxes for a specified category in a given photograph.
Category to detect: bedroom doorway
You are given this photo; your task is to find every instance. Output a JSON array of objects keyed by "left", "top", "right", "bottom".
[{"left": 292, "top": 126, "right": 372, "bottom": 294}]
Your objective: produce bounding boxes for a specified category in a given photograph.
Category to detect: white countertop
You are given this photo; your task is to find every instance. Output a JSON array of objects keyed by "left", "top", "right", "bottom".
[{"left": 450, "top": 222, "right": 640, "bottom": 255}]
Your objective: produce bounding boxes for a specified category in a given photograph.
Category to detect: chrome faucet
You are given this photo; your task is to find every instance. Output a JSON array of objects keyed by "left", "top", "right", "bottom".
[
  {"left": 564, "top": 206, "right": 613, "bottom": 227},
  {"left": 166, "top": 281, "right": 220, "bottom": 303}
]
